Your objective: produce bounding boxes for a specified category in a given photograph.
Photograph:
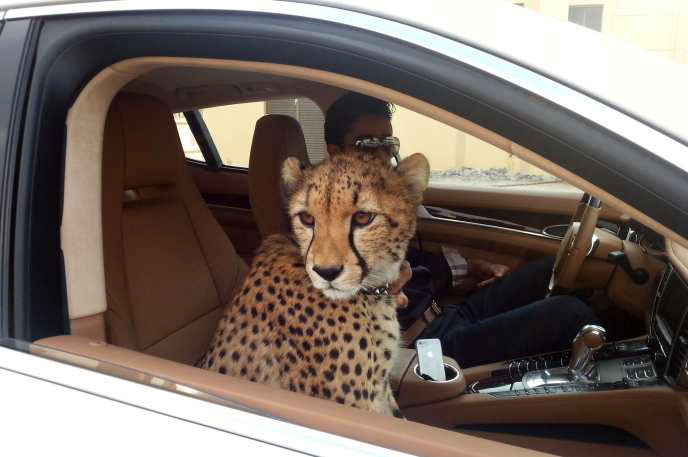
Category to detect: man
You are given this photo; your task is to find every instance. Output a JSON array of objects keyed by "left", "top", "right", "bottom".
[{"left": 324, "top": 92, "right": 599, "bottom": 368}]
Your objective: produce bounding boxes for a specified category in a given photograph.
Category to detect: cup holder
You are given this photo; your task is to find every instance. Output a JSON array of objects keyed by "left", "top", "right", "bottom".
[{"left": 413, "top": 363, "right": 460, "bottom": 383}]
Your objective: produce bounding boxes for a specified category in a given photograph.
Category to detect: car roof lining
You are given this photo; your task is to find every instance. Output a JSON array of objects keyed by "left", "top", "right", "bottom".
[
  {"left": 122, "top": 66, "right": 345, "bottom": 112},
  {"left": 62, "top": 56, "right": 688, "bottom": 323}
]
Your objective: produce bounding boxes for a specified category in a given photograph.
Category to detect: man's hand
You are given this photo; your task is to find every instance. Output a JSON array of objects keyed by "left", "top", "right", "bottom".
[
  {"left": 468, "top": 259, "right": 510, "bottom": 288},
  {"left": 389, "top": 261, "right": 412, "bottom": 308}
]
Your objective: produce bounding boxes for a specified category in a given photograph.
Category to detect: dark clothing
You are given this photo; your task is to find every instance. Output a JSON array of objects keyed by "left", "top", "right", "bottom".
[{"left": 403, "top": 252, "right": 599, "bottom": 368}]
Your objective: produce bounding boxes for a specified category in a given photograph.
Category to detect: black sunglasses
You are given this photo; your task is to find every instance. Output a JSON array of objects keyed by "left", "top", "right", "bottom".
[{"left": 348, "top": 136, "right": 401, "bottom": 165}]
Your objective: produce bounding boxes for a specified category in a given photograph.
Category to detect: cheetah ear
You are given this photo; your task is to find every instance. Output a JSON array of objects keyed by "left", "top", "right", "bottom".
[
  {"left": 282, "top": 156, "right": 306, "bottom": 195},
  {"left": 397, "top": 153, "right": 430, "bottom": 198}
]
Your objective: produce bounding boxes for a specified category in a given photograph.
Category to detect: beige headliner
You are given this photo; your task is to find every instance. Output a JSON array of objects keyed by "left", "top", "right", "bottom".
[
  {"left": 122, "top": 66, "right": 345, "bottom": 113},
  {"left": 62, "top": 56, "right": 688, "bottom": 321}
]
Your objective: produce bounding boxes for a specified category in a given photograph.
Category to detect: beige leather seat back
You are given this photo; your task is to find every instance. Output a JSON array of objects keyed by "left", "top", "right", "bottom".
[
  {"left": 248, "top": 115, "right": 309, "bottom": 237},
  {"left": 102, "top": 93, "right": 247, "bottom": 365}
]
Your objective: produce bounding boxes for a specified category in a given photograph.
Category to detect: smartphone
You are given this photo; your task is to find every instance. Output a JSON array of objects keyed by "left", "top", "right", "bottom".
[{"left": 415, "top": 338, "right": 446, "bottom": 381}]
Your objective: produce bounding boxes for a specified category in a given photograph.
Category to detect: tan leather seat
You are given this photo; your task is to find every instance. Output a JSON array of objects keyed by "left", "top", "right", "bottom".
[
  {"left": 102, "top": 93, "right": 247, "bottom": 365},
  {"left": 248, "top": 115, "right": 309, "bottom": 237}
]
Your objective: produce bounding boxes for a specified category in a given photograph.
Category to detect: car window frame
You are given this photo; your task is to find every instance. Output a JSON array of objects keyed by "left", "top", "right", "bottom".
[
  {"left": 0, "top": 18, "right": 38, "bottom": 339},
  {"left": 182, "top": 110, "right": 223, "bottom": 169},
  {"left": 12, "top": 3, "right": 688, "bottom": 359}
]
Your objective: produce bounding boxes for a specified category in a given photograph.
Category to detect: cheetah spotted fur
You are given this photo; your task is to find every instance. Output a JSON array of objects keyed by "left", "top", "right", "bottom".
[{"left": 199, "top": 151, "right": 430, "bottom": 416}]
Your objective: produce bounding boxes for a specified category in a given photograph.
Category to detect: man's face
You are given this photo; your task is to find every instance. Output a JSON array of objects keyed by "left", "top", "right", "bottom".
[{"left": 326, "top": 114, "right": 394, "bottom": 158}]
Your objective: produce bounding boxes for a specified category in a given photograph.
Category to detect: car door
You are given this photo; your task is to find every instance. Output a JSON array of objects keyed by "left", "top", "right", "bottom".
[{"left": 4, "top": 2, "right": 688, "bottom": 457}]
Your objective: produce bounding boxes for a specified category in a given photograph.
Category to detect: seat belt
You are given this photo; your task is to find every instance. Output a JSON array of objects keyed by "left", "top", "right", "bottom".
[{"left": 400, "top": 300, "right": 441, "bottom": 347}]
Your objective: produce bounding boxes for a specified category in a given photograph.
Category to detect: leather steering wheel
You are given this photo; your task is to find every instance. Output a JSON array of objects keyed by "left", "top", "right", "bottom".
[{"left": 548, "top": 194, "right": 602, "bottom": 295}]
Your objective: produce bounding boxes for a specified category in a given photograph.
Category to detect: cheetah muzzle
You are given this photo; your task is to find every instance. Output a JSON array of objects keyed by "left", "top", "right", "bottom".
[{"left": 200, "top": 151, "right": 430, "bottom": 417}]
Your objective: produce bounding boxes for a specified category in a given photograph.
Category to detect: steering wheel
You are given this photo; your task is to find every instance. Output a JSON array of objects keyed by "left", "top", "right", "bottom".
[{"left": 547, "top": 194, "right": 602, "bottom": 295}]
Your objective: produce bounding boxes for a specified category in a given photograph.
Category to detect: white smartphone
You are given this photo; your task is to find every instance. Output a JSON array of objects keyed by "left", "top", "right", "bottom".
[{"left": 415, "top": 338, "right": 446, "bottom": 381}]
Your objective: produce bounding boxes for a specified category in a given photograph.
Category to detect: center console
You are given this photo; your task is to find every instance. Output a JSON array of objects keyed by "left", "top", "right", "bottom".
[
  {"left": 468, "top": 338, "right": 660, "bottom": 397},
  {"left": 396, "top": 264, "right": 688, "bottom": 456},
  {"left": 465, "top": 264, "right": 688, "bottom": 398}
]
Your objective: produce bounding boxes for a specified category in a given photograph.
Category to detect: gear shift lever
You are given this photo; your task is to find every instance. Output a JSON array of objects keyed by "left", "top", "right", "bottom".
[
  {"left": 522, "top": 324, "right": 607, "bottom": 389},
  {"left": 568, "top": 325, "right": 606, "bottom": 379}
]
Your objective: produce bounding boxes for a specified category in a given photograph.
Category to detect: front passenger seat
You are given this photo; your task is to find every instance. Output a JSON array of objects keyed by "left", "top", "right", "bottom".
[{"left": 101, "top": 93, "right": 247, "bottom": 365}]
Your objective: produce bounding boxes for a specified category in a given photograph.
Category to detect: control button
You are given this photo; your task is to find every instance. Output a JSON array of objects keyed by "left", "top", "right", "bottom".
[{"left": 518, "top": 361, "right": 527, "bottom": 375}]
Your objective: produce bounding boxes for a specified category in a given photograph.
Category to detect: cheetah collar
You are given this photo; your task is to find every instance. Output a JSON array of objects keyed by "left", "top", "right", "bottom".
[{"left": 360, "top": 283, "right": 391, "bottom": 297}]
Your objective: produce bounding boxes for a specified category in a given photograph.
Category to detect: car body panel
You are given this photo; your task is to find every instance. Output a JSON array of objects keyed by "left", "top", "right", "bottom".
[{"left": 0, "top": 343, "right": 416, "bottom": 457}]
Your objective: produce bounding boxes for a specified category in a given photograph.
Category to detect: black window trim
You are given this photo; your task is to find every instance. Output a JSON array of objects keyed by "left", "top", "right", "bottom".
[
  {"left": 182, "top": 110, "right": 222, "bottom": 169},
  {"left": 0, "top": 19, "right": 41, "bottom": 339}
]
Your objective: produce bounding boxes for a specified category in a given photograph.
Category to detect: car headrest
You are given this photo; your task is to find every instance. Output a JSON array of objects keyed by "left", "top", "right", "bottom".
[
  {"left": 248, "top": 114, "right": 309, "bottom": 237},
  {"left": 105, "top": 93, "right": 182, "bottom": 190}
]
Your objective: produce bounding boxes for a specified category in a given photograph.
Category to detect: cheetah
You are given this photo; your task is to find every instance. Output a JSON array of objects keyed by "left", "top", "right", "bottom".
[{"left": 199, "top": 151, "right": 430, "bottom": 416}]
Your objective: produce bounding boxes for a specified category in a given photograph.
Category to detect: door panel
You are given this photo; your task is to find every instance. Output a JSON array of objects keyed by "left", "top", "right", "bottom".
[
  {"left": 417, "top": 182, "right": 627, "bottom": 273},
  {"left": 416, "top": 217, "right": 560, "bottom": 271},
  {"left": 424, "top": 185, "right": 624, "bottom": 229}
]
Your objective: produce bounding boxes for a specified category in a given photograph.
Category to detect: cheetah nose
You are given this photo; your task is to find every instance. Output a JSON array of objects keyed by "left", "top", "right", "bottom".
[{"left": 313, "top": 265, "right": 343, "bottom": 282}]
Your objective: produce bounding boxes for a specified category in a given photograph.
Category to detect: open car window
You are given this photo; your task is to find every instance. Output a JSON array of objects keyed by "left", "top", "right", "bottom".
[{"left": 393, "top": 106, "right": 576, "bottom": 191}]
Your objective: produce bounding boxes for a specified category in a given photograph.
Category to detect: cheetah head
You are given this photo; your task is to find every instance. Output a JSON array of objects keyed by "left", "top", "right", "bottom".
[{"left": 282, "top": 151, "right": 430, "bottom": 300}]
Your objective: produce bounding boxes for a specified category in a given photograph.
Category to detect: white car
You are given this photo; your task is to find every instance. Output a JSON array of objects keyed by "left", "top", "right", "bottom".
[{"left": 1, "top": 1, "right": 687, "bottom": 456}]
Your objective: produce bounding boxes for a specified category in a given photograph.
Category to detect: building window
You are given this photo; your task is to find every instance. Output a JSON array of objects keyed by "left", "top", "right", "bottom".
[{"left": 568, "top": 5, "right": 603, "bottom": 32}]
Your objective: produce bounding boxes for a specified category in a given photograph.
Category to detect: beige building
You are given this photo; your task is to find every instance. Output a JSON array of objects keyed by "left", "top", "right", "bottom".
[{"left": 176, "top": 0, "right": 688, "bottom": 181}]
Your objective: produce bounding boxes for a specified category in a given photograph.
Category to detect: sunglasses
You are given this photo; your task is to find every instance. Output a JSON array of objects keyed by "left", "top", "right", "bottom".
[{"left": 349, "top": 136, "right": 401, "bottom": 165}]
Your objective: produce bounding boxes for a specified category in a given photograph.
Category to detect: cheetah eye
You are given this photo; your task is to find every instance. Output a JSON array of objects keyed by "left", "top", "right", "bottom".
[
  {"left": 352, "top": 211, "right": 375, "bottom": 227},
  {"left": 298, "top": 211, "right": 315, "bottom": 227}
]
